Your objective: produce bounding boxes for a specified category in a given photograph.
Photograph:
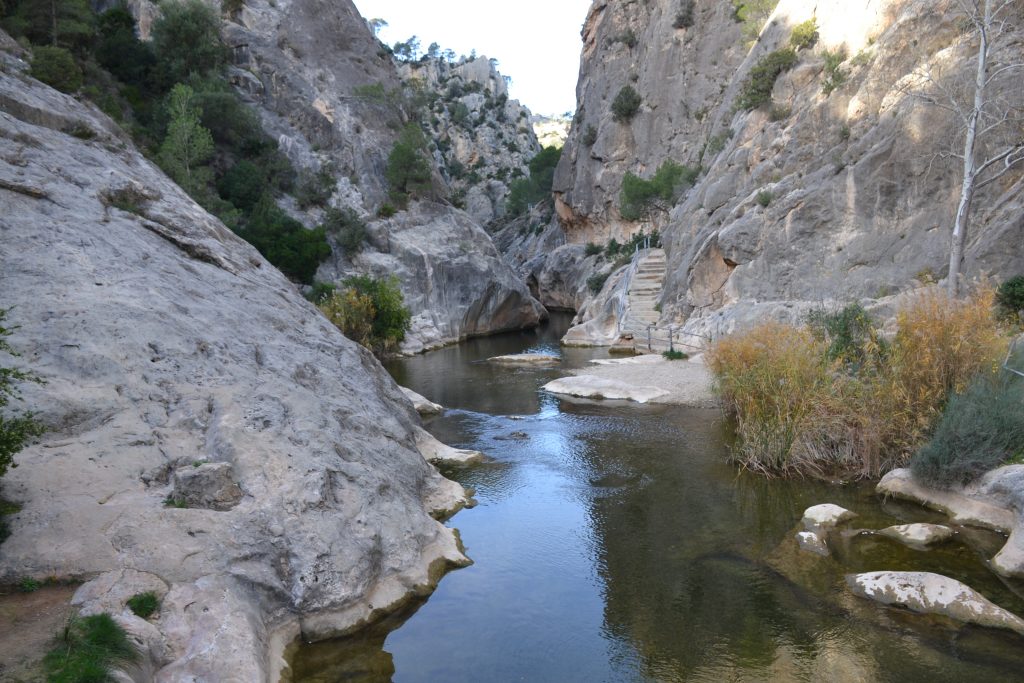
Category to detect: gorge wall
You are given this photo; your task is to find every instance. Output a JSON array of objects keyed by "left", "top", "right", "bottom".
[
  {"left": 0, "top": 29, "right": 471, "bottom": 682},
  {"left": 543, "top": 0, "right": 1024, "bottom": 342}
]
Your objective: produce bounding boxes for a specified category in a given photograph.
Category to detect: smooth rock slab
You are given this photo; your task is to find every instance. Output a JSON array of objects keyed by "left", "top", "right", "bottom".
[
  {"left": 400, "top": 386, "right": 443, "bottom": 415},
  {"left": 488, "top": 353, "right": 560, "bottom": 364},
  {"left": 877, "top": 523, "right": 954, "bottom": 550},
  {"left": 415, "top": 427, "right": 486, "bottom": 466},
  {"left": 847, "top": 571, "right": 1024, "bottom": 636},
  {"left": 542, "top": 376, "right": 669, "bottom": 404},
  {"left": 796, "top": 531, "right": 830, "bottom": 556},
  {"left": 802, "top": 504, "right": 857, "bottom": 533}
]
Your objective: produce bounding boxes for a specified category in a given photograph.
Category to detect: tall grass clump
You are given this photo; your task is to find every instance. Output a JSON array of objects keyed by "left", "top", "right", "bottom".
[
  {"left": 44, "top": 613, "right": 138, "bottom": 683},
  {"left": 708, "top": 289, "right": 1008, "bottom": 477}
]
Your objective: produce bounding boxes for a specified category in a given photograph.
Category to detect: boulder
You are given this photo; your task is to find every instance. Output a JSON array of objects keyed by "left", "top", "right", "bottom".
[
  {"left": 542, "top": 376, "right": 669, "bottom": 404},
  {"left": 877, "top": 523, "right": 954, "bottom": 549},
  {"left": 488, "top": 353, "right": 560, "bottom": 364},
  {"left": 415, "top": 427, "right": 487, "bottom": 467},
  {"left": 847, "top": 571, "right": 1024, "bottom": 636},
  {"left": 801, "top": 504, "right": 857, "bottom": 534},
  {"left": 400, "top": 386, "right": 444, "bottom": 415}
]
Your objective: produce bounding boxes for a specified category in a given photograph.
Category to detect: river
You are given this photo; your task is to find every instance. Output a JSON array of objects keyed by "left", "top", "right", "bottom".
[{"left": 290, "top": 313, "right": 1024, "bottom": 682}]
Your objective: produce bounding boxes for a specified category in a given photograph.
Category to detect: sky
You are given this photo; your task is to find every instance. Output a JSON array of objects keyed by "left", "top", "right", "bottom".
[{"left": 351, "top": 0, "right": 593, "bottom": 116}]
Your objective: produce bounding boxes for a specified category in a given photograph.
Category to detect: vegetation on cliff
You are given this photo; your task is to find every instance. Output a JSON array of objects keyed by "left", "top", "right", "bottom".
[
  {"left": 0, "top": 309, "right": 44, "bottom": 482},
  {"left": 318, "top": 276, "right": 412, "bottom": 357},
  {"left": 2, "top": 0, "right": 332, "bottom": 284}
]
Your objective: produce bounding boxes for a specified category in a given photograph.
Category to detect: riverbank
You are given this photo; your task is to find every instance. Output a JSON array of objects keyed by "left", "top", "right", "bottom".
[{"left": 545, "top": 354, "right": 719, "bottom": 407}]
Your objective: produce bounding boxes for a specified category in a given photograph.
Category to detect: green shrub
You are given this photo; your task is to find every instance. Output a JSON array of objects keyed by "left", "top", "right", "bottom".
[
  {"left": 239, "top": 195, "right": 331, "bottom": 284},
  {"left": 805, "top": 303, "right": 874, "bottom": 365},
  {"left": 789, "top": 19, "right": 818, "bottom": 49},
  {"left": 385, "top": 123, "right": 432, "bottom": 203},
  {"left": 737, "top": 48, "right": 797, "bottom": 110},
  {"left": 581, "top": 125, "right": 598, "bottom": 146},
  {"left": 912, "top": 371, "right": 1024, "bottom": 488},
  {"left": 611, "top": 85, "right": 642, "bottom": 122},
  {"left": 305, "top": 281, "right": 336, "bottom": 304},
  {"left": 620, "top": 160, "right": 698, "bottom": 220},
  {"left": 612, "top": 29, "right": 638, "bottom": 48},
  {"left": 30, "top": 46, "right": 82, "bottom": 93},
  {"left": 755, "top": 189, "right": 773, "bottom": 207},
  {"left": 3, "top": 0, "right": 94, "bottom": 51},
  {"left": 218, "top": 160, "right": 265, "bottom": 211},
  {"left": 319, "top": 276, "right": 411, "bottom": 356},
  {"left": 822, "top": 49, "right": 847, "bottom": 95},
  {"left": 322, "top": 207, "right": 367, "bottom": 254},
  {"left": 377, "top": 203, "right": 397, "bottom": 218},
  {"left": 126, "top": 592, "right": 160, "bottom": 619},
  {"left": 18, "top": 576, "right": 40, "bottom": 592},
  {"left": 674, "top": 0, "right": 696, "bottom": 28},
  {"left": 996, "top": 275, "right": 1024, "bottom": 318},
  {"left": 222, "top": 0, "right": 244, "bottom": 15},
  {"left": 1, "top": 309, "right": 45, "bottom": 481},
  {"left": 295, "top": 167, "right": 335, "bottom": 210},
  {"left": 95, "top": 7, "right": 155, "bottom": 88},
  {"left": 587, "top": 272, "right": 610, "bottom": 294},
  {"left": 605, "top": 238, "right": 621, "bottom": 258},
  {"left": 663, "top": 350, "right": 688, "bottom": 360},
  {"left": 584, "top": 242, "right": 603, "bottom": 257},
  {"left": 768, "top": 104, "right": 791, "bottom": 121},
  {"left": 44, "top": 613, "right": 138, "bottom": 683},
  {"left": 151, "top": 0, "right": 227, "bottom": 86},
  {"left": 731, "top": 0, "right": 779, "bottom": 42},
  {"left": 506, "top": 146, "right": 561, "bottom": 216}
]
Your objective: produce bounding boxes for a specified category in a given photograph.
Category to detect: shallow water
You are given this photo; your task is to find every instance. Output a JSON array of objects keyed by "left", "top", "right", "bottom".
[{"left": 290, "top": 314, "right": 1024, "bottom": 682}]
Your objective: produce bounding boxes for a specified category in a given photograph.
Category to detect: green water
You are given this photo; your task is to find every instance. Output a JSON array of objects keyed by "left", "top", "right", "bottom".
[{"left": 290, "top": 314, "right": 1024, "bottom": 682}]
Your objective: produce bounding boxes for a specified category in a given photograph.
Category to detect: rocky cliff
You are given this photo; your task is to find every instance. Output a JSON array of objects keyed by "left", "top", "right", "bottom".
[
  {"left": 0, "top": 47, "right": 471, "bottom": 681},
  {"left": 544, "top": 0, "right": 1024, "bottom": 343}
]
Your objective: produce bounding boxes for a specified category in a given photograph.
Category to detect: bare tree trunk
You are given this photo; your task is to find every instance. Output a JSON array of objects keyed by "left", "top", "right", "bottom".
[
  {"left": 947, "top": 0, "right": 991, "bottom": 298},
  {"left": 50, "top": 0, "right": 57, "bottom": 46}
]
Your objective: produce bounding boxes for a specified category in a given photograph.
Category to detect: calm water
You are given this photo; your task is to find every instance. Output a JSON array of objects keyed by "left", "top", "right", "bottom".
[{"left": 290, "top": 314, "right": 1024, "bottom": 682}]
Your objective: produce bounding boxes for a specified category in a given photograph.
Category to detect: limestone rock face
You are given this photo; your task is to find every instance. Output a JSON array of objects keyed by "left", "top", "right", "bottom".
[
  {"left": 545, "top": 0, "right": 1024, "bottom": 339},
  {"left": 320, "top": 201, "right": 547, "bottom": 353},
  {"left": 877, "top": 523, "right": 954, "bottom": 549},
  {"left": 847, "top": 571, "right": 1024, "bottom": 635},
  {"left": 0, "top": 66, "right": 470, "bottom": 679},
  {"left": 802, "top": 504, "right": 857, "bottom": 534}
]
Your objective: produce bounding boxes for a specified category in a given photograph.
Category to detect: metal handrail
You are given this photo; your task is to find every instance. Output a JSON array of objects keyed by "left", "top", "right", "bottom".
[
  {"left": 1004, "top": 336, "right": 1024, "bottom": 379},
  {"left": 614, "top": 248, "right": 646, "bottom": 335},
  {"left": 643, "top": 323, "right": 712, "bottom": 353}
]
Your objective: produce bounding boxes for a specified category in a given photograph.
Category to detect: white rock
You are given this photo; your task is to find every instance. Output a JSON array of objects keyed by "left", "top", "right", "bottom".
[
  {"left": 847, "top": 571, "right": 1024, "bottom": 635},
  {"left": 877, "top": 523, "right": 954, "bottom": 549},
  {"left": 400, "top": 386, "right": 443, "bottom": 415},
  {"left": 802, "top": 504, "right": 857, "bottom": 533},
  {"left": 488, "top": 353, "right": 560, "bottom": 364},
  {"left": 542, "top": 376, "right": 670, "bottom": 404},
  {"left": 796, "top": 531, "right": 830, "bottom": 556},
  {"left": 415, "top": 427, "right": 486, "bottom": 466}
]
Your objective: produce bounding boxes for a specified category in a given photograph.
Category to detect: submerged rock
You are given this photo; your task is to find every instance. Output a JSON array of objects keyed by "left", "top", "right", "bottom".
[
  {"left": 542, "top": 376, "right": 669, "bottom": 404},
  {"left": 400, "top": 386, "right": 444, "bottom": 415},
  {"left": 488, "top": 353, "right": 560, "bottom": 364},
  {"left": 847, "top": 571, "right": 1024, "bottom": 636},
  {"left": 802, "top": 504, "right": 857, "bottom": 534},
  {"left": 877, "top": 523, "right": 954, "bottom": 550},
  {"left": 796, "top": 531, "right": 830, "bottom": 557}
]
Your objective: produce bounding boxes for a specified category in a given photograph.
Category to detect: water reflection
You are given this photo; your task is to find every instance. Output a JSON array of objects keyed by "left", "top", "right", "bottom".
[{"left": 291, "top": 314, "right": 1024, "bottom": 682}]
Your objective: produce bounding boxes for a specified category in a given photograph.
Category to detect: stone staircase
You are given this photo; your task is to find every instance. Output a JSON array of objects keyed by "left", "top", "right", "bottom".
[{"left": 619, "top": 249, "right": 667, "bottom": 348}]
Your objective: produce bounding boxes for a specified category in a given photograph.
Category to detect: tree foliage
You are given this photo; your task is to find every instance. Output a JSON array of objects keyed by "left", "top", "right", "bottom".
[
  {"left": 506, "top": 145, "right": 561, "bottom": 215},
  {"left": 3, "top": 0, "right": 94, "bottom": 51},
  {"left": 620, "top": 160, "right": 698, "bottom": 220},
  {"left": 0, "top": 309, "right": 44, "bottom": 480},
  {"left": 611, "top": 85, "right": 642, "bottom": 122},
  {"left": 29, "top": 45, "right": 82, "bottom": 93},
  {"left": 385, "top": 123, "right": 432, "bottom": 203},
  {"left": 150, "top": 0, "right": 226, "bottom": 86},
  {"left": 319, "top": 276, "right": 411, "bottom": 356},
  {"left": 736, "top": 48, "right": 797, "bottom": 110},
  {"left": 159, "top": 84, "right": 215, "bottom": 195}
]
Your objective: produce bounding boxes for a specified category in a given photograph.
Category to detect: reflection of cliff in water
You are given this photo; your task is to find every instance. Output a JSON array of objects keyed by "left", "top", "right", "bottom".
[{"left": 583, "top": 410, "right": 1024, "bottom": 682}]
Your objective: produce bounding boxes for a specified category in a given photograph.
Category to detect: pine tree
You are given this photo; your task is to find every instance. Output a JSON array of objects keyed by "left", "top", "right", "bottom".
[{"left": 159, "top": 84, "right": 215, "bottom": 196}]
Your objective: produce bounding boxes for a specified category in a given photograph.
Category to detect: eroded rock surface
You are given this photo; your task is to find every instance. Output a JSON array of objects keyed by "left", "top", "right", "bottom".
[
  {"left": 877, "top": 523, "right": 954, "bottom": 550},
  {"left": 0, "top": 64, "right": 470, "bottom": 680},
  {"left": 400, "top": 386, "right": 444, "bottom": 415},
  {"left": 543, "top": 376, "right": 669, "bottom": 404},
  {"left": 847, "top": 571, "right": 1024, "bottom": 635},
  {"left": 802, "top": 504, "right": 857, "bottom": 534}
]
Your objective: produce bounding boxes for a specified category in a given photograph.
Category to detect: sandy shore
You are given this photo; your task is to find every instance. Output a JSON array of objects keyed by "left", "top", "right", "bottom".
[{"left": 552, "top": 354, "right": 719, "bottom": 407}]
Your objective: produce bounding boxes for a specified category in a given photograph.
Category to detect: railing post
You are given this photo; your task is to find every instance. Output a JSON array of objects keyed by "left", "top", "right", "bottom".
[
  {"left": 647, "top": 325, "right": 652, "bottom": 351},
  {"left": 669, "top": 326, "right": 674, "bottom": 353}
]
